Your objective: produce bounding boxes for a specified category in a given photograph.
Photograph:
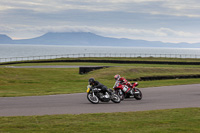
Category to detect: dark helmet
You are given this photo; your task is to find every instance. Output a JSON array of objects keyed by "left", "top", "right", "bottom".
[{"left": 88, "top": 78, "right": 95, "bottom": 83}]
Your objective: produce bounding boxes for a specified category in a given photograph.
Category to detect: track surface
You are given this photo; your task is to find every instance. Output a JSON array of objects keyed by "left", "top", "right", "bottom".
[{"left": 1, "top": 84, "right": 200, "bottom": 116}]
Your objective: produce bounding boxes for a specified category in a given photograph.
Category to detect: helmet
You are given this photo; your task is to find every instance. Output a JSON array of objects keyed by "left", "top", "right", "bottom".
[
  {"left": 88, "top": 78, "right": 95, "bottom": 83},
  {"left": 114, "top": 74, "right": 120, "bottom": 80}
]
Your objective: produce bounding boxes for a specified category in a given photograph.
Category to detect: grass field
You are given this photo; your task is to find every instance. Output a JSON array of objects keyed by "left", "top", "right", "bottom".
[
  {"left": 1, "top": 57, "right": 200, "bottom": 97},
  {"left": 1, "top": 66, "right": 200, "bottom": 97},
  {"left": 0, "top": 108, "right": 200, "bottom": 133}
]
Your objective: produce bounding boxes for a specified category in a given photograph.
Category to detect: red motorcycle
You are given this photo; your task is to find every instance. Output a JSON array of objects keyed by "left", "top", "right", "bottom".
[{"left": 113, "top": 81, "right": 142, "bottom": 100}]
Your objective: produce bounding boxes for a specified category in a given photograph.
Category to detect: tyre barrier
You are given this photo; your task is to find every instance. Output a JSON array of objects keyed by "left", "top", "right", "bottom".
[
  {"left": 1, "top": 59, "right": 200, "bottom": 65},
  {"left": 79, "top": 66, "right": 110, "bottom": 74},
  {"left": 128, "top": 74, "right": 200, "bottom": 81}
]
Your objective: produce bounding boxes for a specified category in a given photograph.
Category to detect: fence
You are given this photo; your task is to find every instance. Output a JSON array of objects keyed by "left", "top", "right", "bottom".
[{"left": 1, "top": 53, "right": 200, "bottom": 63}]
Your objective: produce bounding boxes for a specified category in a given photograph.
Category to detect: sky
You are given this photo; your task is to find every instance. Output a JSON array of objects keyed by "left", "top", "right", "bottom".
[{"left": 1, "top": 0, "right": 200, "bottom": 43}]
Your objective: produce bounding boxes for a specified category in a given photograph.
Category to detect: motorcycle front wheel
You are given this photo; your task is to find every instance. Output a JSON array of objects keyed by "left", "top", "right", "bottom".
[
  {"left": 87, "top": 93, "right": 99, "bottom": 104},
  {"left": 134, "top": 88, "right": 142, "bottom": 100},
  {"left": 115, "top": 90, "right": 125, "bottom": 101},
  {"left": 111, "top": 94, "right": 121, "bottom": 103}
]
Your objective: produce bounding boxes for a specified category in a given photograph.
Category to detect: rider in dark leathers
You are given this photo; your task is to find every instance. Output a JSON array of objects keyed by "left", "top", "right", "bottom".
[{"left": 89, "top": 78, "right": 111, "bottom": 95}]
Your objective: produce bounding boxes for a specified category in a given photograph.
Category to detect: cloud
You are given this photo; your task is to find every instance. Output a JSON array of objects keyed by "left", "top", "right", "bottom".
[
  {"left": 1, "top": 0, "right": 200, "bottom": 43},
  {"left": 1, "top": 0, "right": 200, "bottom": 17},
  {"left": 157, "top": 28, "right": 194, "bottom": 37}
]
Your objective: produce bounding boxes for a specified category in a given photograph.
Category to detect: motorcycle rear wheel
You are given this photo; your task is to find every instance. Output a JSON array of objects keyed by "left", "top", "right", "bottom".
[{"left": 87, "top": 93, "right": 99, "bottom": 104}]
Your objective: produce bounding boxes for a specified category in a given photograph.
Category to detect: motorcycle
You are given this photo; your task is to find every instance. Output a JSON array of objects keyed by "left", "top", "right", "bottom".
[
  {"left": 86, "top": 85, "right": 121, "bottom": 104},
  {"left": 113, "top": 81, "right": 142, "bottom": 101}
]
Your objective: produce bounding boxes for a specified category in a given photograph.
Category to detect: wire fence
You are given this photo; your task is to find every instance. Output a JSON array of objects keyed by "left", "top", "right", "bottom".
[{"left": 1, "top": 53, "right": 200, "bottom": 63}]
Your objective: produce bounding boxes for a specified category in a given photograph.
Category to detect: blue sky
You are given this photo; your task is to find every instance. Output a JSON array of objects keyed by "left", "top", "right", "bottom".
[{"left": 1, "top": 0, "right": 200, "bottom": 43}]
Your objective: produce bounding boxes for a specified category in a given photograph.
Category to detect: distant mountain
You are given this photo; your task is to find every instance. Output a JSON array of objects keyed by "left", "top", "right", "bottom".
[
  {"left": 0, "top": 32, "right": 200, "bottom": 48},
  {"left": 0, "top": 34, "right": 13, "bottom": 43}
]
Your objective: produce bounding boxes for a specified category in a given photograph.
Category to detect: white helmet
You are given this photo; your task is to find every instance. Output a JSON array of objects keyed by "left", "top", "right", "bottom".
[{"left": 114, "top": 74, "right": 120, "bottom": 80}]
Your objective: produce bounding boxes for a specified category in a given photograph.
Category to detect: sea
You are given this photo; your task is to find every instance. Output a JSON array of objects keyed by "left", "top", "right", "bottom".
[{"left": 1, "top": 44, "right": 200, "bottom": 62}]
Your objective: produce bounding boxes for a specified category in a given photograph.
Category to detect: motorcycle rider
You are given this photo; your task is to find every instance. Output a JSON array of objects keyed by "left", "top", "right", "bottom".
[
  {"left": 89, "top": 78, "right": 112, "bottom": 96},
  {"left": 114, "top": 74, "right": 133, "bottom": 94}
]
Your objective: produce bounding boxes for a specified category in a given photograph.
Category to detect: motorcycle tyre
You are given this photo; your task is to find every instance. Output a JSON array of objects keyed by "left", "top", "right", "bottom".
[
  {"left": 87, "top": 93, "right": 99, "bottom": 104},
  {"left": 115, "top": 90, "right": 125, "bottom": 101},
  {"left": 111, "top": 94, "right": 121, "bottom": 103},
  {"left": 134, "top": 88, "right": 142, "bottom": 100}
]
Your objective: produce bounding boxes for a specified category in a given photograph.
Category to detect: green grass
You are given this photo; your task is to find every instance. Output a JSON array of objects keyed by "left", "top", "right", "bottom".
[
  {"left": 1, "top": 57, "right": 200, "bottom": 97},
  {"left": 0, "top": 68, "right": 84, "bottom": 97},
  {"left": 1, "top": 66, "right": 200, "bottom": 97},
  {"left": 0, "top": 108, "right": 200, "bottom": 133}
]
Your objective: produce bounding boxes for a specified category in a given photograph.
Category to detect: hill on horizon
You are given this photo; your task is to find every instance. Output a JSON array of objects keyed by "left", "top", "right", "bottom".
[{"left": 0, "top": 32, "right": 200, "bottom": 48}]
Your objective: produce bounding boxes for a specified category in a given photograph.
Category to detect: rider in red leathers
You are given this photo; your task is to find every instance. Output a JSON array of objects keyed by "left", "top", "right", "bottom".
[{"left": 114, "top": 74, "right": 133, "bottom": 94}]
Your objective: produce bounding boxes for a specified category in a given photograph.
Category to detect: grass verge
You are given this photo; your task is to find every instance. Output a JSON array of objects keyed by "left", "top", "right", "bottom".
[
  {"left": 0, "top": 108, "right": 200, "bottom": 133},
  {"left": 1, "top": 57, "right": 200, "bottom": 97},
  {"left": 1, "top": 66, "right": 200, "bottom": 97}
]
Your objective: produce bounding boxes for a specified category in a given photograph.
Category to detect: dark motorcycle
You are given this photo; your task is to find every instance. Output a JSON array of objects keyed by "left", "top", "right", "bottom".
[
  {"left": 113, "top": 81, "right": 142, "bottom": 100},
  {"left": 86, "top": 85, "right": 121, "bottom": 104}
]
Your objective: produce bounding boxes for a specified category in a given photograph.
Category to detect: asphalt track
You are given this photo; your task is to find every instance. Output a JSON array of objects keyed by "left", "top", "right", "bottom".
[{"left": 1, "top": 84, "right": 200, "bottom": 116}]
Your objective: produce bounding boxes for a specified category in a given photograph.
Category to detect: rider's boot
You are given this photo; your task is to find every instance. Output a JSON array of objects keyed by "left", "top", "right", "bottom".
[{"left": 107, "top": 89, "right": 113, "bottom": 95}]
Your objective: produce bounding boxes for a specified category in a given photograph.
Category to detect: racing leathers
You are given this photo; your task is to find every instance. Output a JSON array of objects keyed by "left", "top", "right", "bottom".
[
  {"left": 90, "top": 80, "right": 111, "bottom": 95},
  {"left": 117, "top": 77, "right": 133, "bottom": 94},
  {"left": 118, "top": 77, "right": 132, "bottom": 88}
]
